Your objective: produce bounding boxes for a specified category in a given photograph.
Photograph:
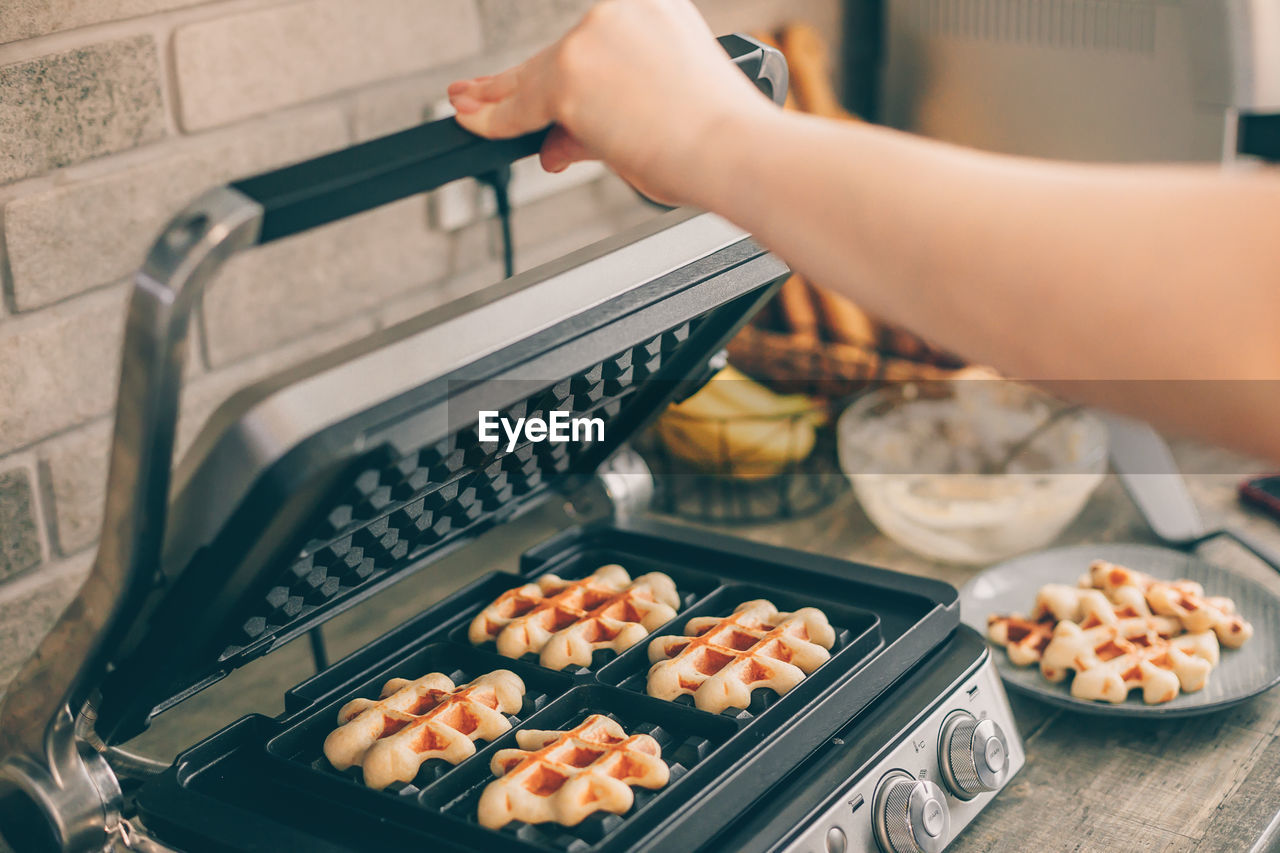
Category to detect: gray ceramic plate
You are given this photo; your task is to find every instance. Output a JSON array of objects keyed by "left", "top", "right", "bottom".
[{"left": 960, "top": 542, "right": 1280, "bottom": 717}]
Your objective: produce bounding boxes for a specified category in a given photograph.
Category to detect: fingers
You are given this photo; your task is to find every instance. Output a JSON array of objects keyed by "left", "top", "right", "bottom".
[
  {"left": 540, "top": 125, "right": 593, "bottom": 173},
  {"left": 449, "top": 50, "right": 554, "bottom": 139}
]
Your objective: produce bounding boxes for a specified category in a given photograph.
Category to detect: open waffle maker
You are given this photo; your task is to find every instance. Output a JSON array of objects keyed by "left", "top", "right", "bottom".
[{"left": 0, "top": 35, "right": 1024, "bottom": 853}]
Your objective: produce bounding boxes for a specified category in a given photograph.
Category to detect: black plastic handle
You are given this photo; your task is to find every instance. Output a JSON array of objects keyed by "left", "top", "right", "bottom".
[{"left": 232, "top": 34, "right": 787, "bottom": 244}]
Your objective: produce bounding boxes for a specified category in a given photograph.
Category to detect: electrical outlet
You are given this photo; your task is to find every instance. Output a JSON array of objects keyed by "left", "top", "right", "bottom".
[{"left": 427, "top": 98, "right": 606, "bottom": 231}]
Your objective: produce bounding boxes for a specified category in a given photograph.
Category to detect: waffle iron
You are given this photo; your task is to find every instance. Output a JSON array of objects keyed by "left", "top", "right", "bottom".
[{"left": 0, "top": 35, "right": 1024, "bottom": 853}]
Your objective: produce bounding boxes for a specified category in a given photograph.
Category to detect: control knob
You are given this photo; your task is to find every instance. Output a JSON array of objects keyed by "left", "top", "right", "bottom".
[
  {"left": 872, "top": 771, "right": 950, "bottom": 853},
  {"left": 938, "top": 711, "right": 1009, "bottom": 800}
]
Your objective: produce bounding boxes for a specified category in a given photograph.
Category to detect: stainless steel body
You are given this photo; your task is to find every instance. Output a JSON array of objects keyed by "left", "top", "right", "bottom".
[
  {"left": 0, "top": 200, "right": 763, "bottom": 853},
  {"left": 782, "top": 652, "right": 1024, "bottom": 853},
  {"left": 0, "top": 186, "right": 264, "bottom": 853},
  {"left": 880, "top": 0, "right": 1280, "bottom": 162},
  {"left": 0, "top": 35, "right": 792, "bottom": 850}
]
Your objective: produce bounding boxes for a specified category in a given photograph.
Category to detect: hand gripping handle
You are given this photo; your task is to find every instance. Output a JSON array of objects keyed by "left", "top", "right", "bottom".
[{"left": 232, "top": 33, "right": 787, "bottom": 243}]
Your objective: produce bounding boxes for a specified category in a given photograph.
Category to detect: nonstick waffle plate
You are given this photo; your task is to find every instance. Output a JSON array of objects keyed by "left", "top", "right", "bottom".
[
  {"left": 137, "top": 521, "right": 958, "bottom": 853},
  {"left": 223, "top": 324, "right": 697, "bottom": 661}
]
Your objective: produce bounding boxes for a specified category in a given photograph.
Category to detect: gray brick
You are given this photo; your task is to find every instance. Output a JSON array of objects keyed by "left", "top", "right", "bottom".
[
  {"left": 0, "top": 286, "right": 127, "bottom": 455},
  {"left": 352, "top": 45, "right": 530, "bottom": 141},
  {"left": 0, "top": 36, "right": 165, "bottom": 184},
  {"left": 172, "top": 0, "right": 483, "bottom": 131},
  {"left": 509, "top": 178, "right": 644, "bottom": 259},
  {"left": 694, "top": 0, "right": 842, "bottom": 44},
  {"left": 0, "top": 552, "right": 94, "bottom": 699},
  {"left": 0, "top": 0, "right": 207, "bottom": 44},
  {"left": 477, "top": 0, "right": 592, "bottom": 50},
  {"left": 375, "top": 263, "right": 498, "bottom": 329},
  {"left": 0, "top": 466, "right": 42, "bottom": 580},
  {"left": 32, "top": 317, "right": 377, "bottom": 560},
  {"left": 201, "top": 197, "right": 449, "bottom": 366},
  {"left": 4, "top": 108, "right": 349, "bottom": 311},
  {"left": 37, "top": 422, "right": 110, "bottom": 556}
]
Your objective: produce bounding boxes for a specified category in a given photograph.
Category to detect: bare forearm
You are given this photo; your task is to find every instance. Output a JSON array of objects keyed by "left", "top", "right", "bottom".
[
  {"left": 447, "top": 0, "right": 1280, "bottom": 460},
  {"left": 698, "top": 112, "right": 1280, "bottom": 458},
  {"left": 706, "top": 112, "right": 1280, "bottom": 380}
]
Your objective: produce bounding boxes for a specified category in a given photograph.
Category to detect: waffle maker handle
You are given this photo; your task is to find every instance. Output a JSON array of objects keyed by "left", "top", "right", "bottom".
[
  {"left": 0, "top": 34, "right": 785, "bottom": 853},
  {"left": 234, "top": 33, "right": 787, "bottom": 243}
]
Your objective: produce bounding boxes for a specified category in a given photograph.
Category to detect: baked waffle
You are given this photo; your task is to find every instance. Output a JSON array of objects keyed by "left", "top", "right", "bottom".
[
  {"left": 469, "top": 565, "right": 680, "bottom": 670},
  {"left": 1084, "top": 560, "right": 1254, "bottom": 648},
  {"left": 646, "top": 599, "right": 835, "bottom": 714},
  {"left": 985, "top": 614, "right": 1056, "bottom": 667},
  {"left": 987, "top": 584, "right": 1161, "bottom": 666},
  {"left": 323, "top": 670, "right": 524, "bottom": 790},
  {"left": 477, "top": 714, "right": 670, "bottom": 829},
  {"left": 1039, "top": 618, "right": 1219, "bottom": 704}
]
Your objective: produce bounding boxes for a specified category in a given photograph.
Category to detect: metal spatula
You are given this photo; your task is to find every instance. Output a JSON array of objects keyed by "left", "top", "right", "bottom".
[{"left": 1103, "top": 413, "right": 1280, "bottom": 574}]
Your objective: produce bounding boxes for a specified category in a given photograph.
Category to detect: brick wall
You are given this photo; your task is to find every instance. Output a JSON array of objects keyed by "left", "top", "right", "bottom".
[{"left": 0, "top": 0, "right": 839, "bottom": 700}]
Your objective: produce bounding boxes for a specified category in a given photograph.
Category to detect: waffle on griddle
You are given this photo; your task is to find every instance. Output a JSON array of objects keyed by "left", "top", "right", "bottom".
[
  {"left": 477, "top": 714, "right": 670, "bottom": 829},
  {"left": 1084, "top": 560, "right": 1254, "bottom": 648},
  {"left": 323, "top": 670, "right": 524, "bottom": 790},
  {"left": 469, "top": 565, "right": 680, "bottom": 670},
  {"left": 646, "top": 599, "right": 835, "bottom": 714},
  {"left": 1039, "top": 618, "right": 1219, "bottom": 704}
]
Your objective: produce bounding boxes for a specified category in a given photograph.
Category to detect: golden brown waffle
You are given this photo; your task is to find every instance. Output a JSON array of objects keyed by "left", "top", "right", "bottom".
[
  {"left": 987, "top": 583, "right": 1163, "bottom": 666},
  {"left": 985, "top": 614, "right": 1055, "bottom": 667},
  {"left": 476, "top": 714, "right": 670, "bottom": 829},
  {"left": 1083, "top": 560, "right": 1254, "bottom": 648},
  {"left": 646, "top": 599, "right": 835, "bottom": 714},
  {"left": 1039, "top": 618, "right": 1218, "bottom": 704},
  {"left": 323, "top": 670, "right": 524, "bottom": 790},
  {"left": 468, "top": 565, "right": 680, "bottom": 670}
]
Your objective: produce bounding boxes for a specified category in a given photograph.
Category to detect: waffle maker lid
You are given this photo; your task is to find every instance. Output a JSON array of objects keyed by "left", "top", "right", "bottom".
[{"left": 66, "top": 36, "right": 791, "bottom": 745}]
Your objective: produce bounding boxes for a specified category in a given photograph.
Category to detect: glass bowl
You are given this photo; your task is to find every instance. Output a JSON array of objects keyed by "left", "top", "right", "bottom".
[{"left": 837, "top": 381, "right": 1107, "bottom": 564}]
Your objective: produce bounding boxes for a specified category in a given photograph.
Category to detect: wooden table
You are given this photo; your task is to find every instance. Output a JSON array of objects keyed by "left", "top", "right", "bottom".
[
  {"left": 122, "top": 438, "right": 1280, "bottom": 853},
  {"left": 712, "top": 438, "right": 1280, "bottom": 853}
]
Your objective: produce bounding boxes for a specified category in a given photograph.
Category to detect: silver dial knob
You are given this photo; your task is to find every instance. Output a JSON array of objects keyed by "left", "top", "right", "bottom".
[
  {"left": 872, "top": 771, "right": 951, "bottom": 853},
  {"left": 938, "top": 711, "right": 1010, "bottom": 800}
]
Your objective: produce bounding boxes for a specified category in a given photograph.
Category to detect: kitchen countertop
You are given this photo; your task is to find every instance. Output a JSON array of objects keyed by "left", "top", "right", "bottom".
[{"left": 120, "top": 436, "right": 1280, "bottom": 853}]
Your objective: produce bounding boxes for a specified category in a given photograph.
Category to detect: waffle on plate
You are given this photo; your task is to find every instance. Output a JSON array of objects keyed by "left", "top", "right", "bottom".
[
  {"left": 988, "top": 559, "right": 1253, "bottom": 704},
  {"left": 469, "top": 565, "right": 680, "bottom": 670}
]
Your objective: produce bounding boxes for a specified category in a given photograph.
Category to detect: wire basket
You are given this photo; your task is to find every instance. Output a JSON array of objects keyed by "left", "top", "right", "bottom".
[
  {"left": 725, "top": 323, "right": 970, "bottom": 399},
  {"left": 637, "top": 403, "right": 845, "bottom": 525}
]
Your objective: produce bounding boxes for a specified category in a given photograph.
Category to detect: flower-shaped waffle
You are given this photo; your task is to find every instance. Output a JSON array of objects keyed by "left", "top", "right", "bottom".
[
  {"left": 323, "top": 670, "right": 524, "bottom": 790},
  {"left": 987, "top": 583, "right": 1167, "bottom": 666},
  {"left": 646, "top": 599, "right": 836, "bottom": 714},
  {"left": 1084, "top": 560, "right": 1253, "bottom": 648},
  {"left": 469, "top": 564, "right": 680, "bottom": 670},
  {"left": 1039, "top": 618, "right": 1219, "bottom": 704},
  {"left": 477, "top": 714, "right": 670, "bottom": 829}
]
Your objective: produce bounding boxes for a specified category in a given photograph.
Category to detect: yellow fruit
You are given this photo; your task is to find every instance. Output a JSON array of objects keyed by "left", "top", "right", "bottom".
[{"left": 656, "top": 366, "right": 820, "bottom": 479}]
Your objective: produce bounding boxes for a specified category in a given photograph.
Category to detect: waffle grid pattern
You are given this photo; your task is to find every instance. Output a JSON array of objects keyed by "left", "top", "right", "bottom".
[
  {"left": 275, "top": 646, "right": 571, "bottom": 796},
  {"left": 468, "top": 566, "right": 680, "bottom": 671},
  {"left": 322, "top": 670, "right": 523, "bottom": 791},
  {"left": 265, "top": 569, "right": 883, "bottom": 852},
  {"left": 477, "top": 714, "right": 670, "bottom": 830},
  {"left": 453, "top": 565, "right": 709, "bottom": 675},
  {"left": 223, "top": 323, "right": 694, "bottom": 657},
  {"left": 441, "top": 708, "right": 722, "bottom": 850},
  {"left": 604, "top": 604, "right": 858, "bottom": 722},
  {"left": 645, "top": 601, "right": 837, "bottom": 714}
]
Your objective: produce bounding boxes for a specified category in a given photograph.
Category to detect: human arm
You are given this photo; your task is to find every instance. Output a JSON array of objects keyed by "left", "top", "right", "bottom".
[{"left": 448, "top": 0, "right": 1280, "bottom": 460}]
